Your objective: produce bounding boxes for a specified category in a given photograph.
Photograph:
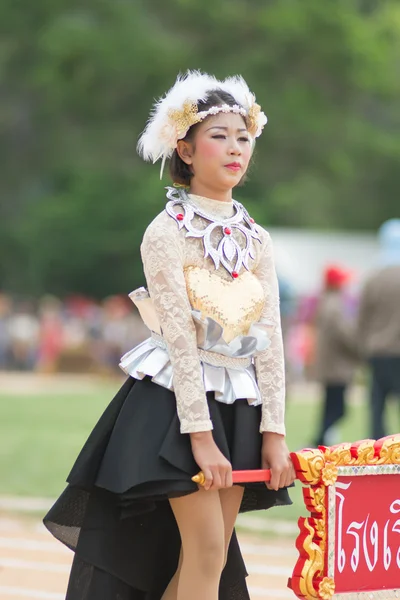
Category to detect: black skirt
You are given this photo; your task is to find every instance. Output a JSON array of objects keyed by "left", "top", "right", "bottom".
[{"left": 44, "top": 376, "right": 291, "bottom": 600}]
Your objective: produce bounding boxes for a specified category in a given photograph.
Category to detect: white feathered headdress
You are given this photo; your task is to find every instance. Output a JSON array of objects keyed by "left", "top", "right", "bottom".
[{"left": 137, "top": 70, "right": 267, "bottom": 178}]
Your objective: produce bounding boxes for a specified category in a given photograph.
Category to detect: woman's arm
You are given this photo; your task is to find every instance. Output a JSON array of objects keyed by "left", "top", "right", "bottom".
[
  {"left": 141, "top": 214, "right": 232, "bottom": 490},
  {"left": 253, "top": 231, "right": 295, "bottom": 490},
  {"left": 141, "top": 215, "right": 212, "bottom": 434},
  {"left": 253, "top": 231, "right": 286, "bottom": 436}
]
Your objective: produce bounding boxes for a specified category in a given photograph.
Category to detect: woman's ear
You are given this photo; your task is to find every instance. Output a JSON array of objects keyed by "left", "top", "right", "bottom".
[{"left": 176, "top": 140, "right": 193, "bottom": 165}]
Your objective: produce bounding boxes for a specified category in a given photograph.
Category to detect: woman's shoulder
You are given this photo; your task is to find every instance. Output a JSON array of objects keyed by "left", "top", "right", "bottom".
[
  {"left": 251, "top": 220, "right": 272, "bottom": 253},
  {"left": 254, "top": 222, "right": 270, "bottom": 241},
  {"left": 141, "top": 206, "right": 182, "bottom": 247},
  {"left": 248, "top": 220, "right": 275, "bottom": 269}
]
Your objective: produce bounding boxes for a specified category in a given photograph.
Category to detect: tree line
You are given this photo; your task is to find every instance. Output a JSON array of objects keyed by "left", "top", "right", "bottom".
[{"left": 1, "top": 0, "right": 399, "bottom": 297}]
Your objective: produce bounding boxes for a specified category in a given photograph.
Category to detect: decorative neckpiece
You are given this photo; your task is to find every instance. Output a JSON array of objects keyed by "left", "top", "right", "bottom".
[
  {"left": 137, "top": 70, "right": 268, "bottom": 178},
  {"left": 165, "top": 187, "right": 261, "bottom": 278}
]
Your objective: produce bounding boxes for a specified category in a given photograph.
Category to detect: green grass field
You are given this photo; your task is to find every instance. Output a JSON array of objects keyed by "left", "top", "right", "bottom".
[{"left": 0, "top": 379, "right": 398, "bottom": 521}]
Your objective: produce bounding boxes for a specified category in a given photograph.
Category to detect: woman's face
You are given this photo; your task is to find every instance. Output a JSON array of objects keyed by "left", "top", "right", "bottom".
[{"left": 178, "top": 111, "right": 253, "bottom": 197}]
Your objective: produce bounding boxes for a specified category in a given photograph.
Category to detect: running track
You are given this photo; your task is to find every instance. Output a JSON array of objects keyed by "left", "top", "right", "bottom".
[{"left": 0, "top": 516, "right": 297, "bottom": 600}]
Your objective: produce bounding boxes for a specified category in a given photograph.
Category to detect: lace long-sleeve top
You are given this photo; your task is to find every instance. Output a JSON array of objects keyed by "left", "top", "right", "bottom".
[{"left": 121, "top": 188, "right": 286, "bottom": 436}]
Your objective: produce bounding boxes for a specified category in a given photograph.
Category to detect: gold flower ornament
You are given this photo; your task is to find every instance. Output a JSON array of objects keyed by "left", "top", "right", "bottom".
[
  {"left": 318, "top": 576, "right": 335, "bottom": 599},
  {"left": 321, "top": 463, "right": 338, "bottom": 486}
]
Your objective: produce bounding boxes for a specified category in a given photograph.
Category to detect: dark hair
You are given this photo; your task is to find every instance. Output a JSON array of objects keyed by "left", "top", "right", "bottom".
[{"left": 169, "top": 89, "right": 244, "bottom": 186}]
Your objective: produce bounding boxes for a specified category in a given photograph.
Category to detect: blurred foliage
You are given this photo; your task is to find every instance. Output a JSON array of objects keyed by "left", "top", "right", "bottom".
[{"left": 1, "top": 0, "right": 400, "bottom": 296}]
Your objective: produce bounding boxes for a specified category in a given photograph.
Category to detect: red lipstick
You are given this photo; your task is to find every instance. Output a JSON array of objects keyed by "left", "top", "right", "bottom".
[{"left": 225, "top": 162, "right": 241, "bottom": 172}]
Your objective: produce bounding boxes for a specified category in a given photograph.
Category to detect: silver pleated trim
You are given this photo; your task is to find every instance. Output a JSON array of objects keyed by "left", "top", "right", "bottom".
[
  {"left": 119, "top": 337, "right": 262, "bottom": 406},
  {"left": 119, "top": 313, "right": 271, "bottom": 407}
]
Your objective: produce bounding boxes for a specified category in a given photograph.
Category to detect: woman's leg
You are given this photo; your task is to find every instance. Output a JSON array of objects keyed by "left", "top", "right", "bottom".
[
  {"left": 168, "top": 488, "right": 225, "bottom": 600},
  {"left": 219, "top": 486, "right": 245, "bottom": 566},
  {"left": 162, "top": 486, "right": 244, "bottom": 599},
  {"left": 160, "top": 548, "right": 183, "bottom": 600}
]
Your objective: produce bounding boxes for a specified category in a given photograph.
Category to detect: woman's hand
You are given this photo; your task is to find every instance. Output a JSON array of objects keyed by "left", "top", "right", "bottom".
[
  {"left": 190, "top": 431, "right": 232, "bottom": 491},
  {"left": 262, "top": 432, "right": 296, "bottom": 491}
]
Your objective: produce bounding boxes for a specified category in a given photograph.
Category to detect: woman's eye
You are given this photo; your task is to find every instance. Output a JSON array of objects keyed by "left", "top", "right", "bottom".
[
  {"left": 239, "top": 137, "right": 250, "bottom": 142},
  {"left": 212, "top": 135, "right": 226, "bottom": 139}
]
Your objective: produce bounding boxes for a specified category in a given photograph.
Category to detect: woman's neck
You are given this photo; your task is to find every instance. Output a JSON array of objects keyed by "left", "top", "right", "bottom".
[{"left": 188, "top": 181, "right": 232, "bottom": 203}]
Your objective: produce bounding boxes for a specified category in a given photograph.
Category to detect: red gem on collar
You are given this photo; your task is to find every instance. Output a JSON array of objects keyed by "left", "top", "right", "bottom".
[
  {"left": 176, "top": 213, "right": 184, "bottom": 221},
  {"left": 249, "top": 217, "right": 255, "bottom": 224},
  {"left": 224, "top": 227, "right": 232, "bottom": 235},
  {"left": 232, "top": 271, "right": 239, "bottom": 278}
]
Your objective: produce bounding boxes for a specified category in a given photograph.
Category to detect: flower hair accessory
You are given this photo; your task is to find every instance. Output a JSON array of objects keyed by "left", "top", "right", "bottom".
[{"left": 137, "top": 70, "right": 268, "bottom": 178}]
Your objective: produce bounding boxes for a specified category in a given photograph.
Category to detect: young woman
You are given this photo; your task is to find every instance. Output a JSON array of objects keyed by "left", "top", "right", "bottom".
[{"left": 44, "top": 71, "right": 296, "bottom": 600}]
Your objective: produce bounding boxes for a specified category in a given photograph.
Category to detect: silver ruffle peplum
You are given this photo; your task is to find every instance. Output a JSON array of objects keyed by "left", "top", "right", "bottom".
[{"left": 119, "top": 310, "right": 271, "bottom": 407}]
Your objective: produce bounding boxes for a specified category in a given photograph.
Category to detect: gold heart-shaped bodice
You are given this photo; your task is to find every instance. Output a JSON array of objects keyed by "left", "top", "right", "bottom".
[{"left": 184, "top": 266, "right": 265, "bottom": 343}]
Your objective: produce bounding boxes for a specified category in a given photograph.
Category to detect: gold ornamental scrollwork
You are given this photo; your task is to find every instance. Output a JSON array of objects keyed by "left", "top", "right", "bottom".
[
  {"left": 291, "top": 517, "right": 325, "bottom": 599},
  {"left": 313, "top": 486, "right": 326, "bottom": 513},
  {"left": 290, "top": 448, "right": 325, "bottom": 486},
  {"left": 302, "top": 484, "right": 325, "bottom": 515},
  {"left": 353, "top": 439, "right": 378, "bottom": 465},
  {"left": 323, "top": 442, "right": 353, "bottom": 467},
  {"left": 313, "top": 517, "right": 325, "bottom": 541},
  {"left": 376, "top": 435, "right": 400, "bottom": 465},
  {"left": 289, "top": 447, "right": 328, "bottom": 599},
  {"left": 289, "top": 434, "right": 400, "bottom": 600}
]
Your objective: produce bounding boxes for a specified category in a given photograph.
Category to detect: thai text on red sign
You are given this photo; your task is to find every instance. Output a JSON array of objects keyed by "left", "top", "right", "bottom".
[{"left": 334, "top": 474, "right": 400, "bottom": 593}]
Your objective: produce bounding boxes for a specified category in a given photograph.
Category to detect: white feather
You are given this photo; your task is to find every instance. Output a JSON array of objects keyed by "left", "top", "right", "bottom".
[
  {"left": 220, "top": 75, "right": 255, "bottom": 111},
  {"left": 138, "top": 70, "right": 219, "bottom": 163}
]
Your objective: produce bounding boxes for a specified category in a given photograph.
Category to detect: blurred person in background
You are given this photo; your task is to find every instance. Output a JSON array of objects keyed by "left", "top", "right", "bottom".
[
  {"left": 357, "top": 219, "right": 400, "bottom": 440},
  {"left": 37, "top": 295, "right": 64, "bottom": 373},
  {"left": 7, "top": 300, "right": 40, "bottom": 370},
  {"left": 313, "top": 265, "right": 359, "bottom": 447},
  {"left": 0, "top": 293, "right": 11, "bottom": 369},
  {"left": 60, "top": 296, "right": 94, "bottom": 372},
  {"left": 278, "top": 276, "right": 297, "bottom": 391},
  {"left": 100, "top": 295, "right": 138, "bottom": 373},
  {"left": 286, "top": 294, "right": 318, "bottom": 382},
  {"left": 44, "top": 71, "right": 295, "bottom": 600}
]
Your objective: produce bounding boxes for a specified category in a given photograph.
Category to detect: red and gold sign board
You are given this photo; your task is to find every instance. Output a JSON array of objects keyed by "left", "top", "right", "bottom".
[{"left": 288, "top": 434, "right": 400, "bottom": 599}]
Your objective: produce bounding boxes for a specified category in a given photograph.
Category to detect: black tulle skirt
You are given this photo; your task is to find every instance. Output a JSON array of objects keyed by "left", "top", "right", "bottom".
[{"left": 44, "top": 376, "right": 291, "bottom": 600}]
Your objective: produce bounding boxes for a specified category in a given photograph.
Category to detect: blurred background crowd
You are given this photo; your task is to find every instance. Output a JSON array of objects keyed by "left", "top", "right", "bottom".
[
  {"left": 0, "top": 292, "right": 148, "bottom": 374},
  {"left": 0, "top": 285, "right": 304, "bottom": 375}
]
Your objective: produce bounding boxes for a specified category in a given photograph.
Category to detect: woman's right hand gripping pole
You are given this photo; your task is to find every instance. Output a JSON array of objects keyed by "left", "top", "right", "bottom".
[{"left": 190, "top": 431, "right": 232, "bottom": 491}]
